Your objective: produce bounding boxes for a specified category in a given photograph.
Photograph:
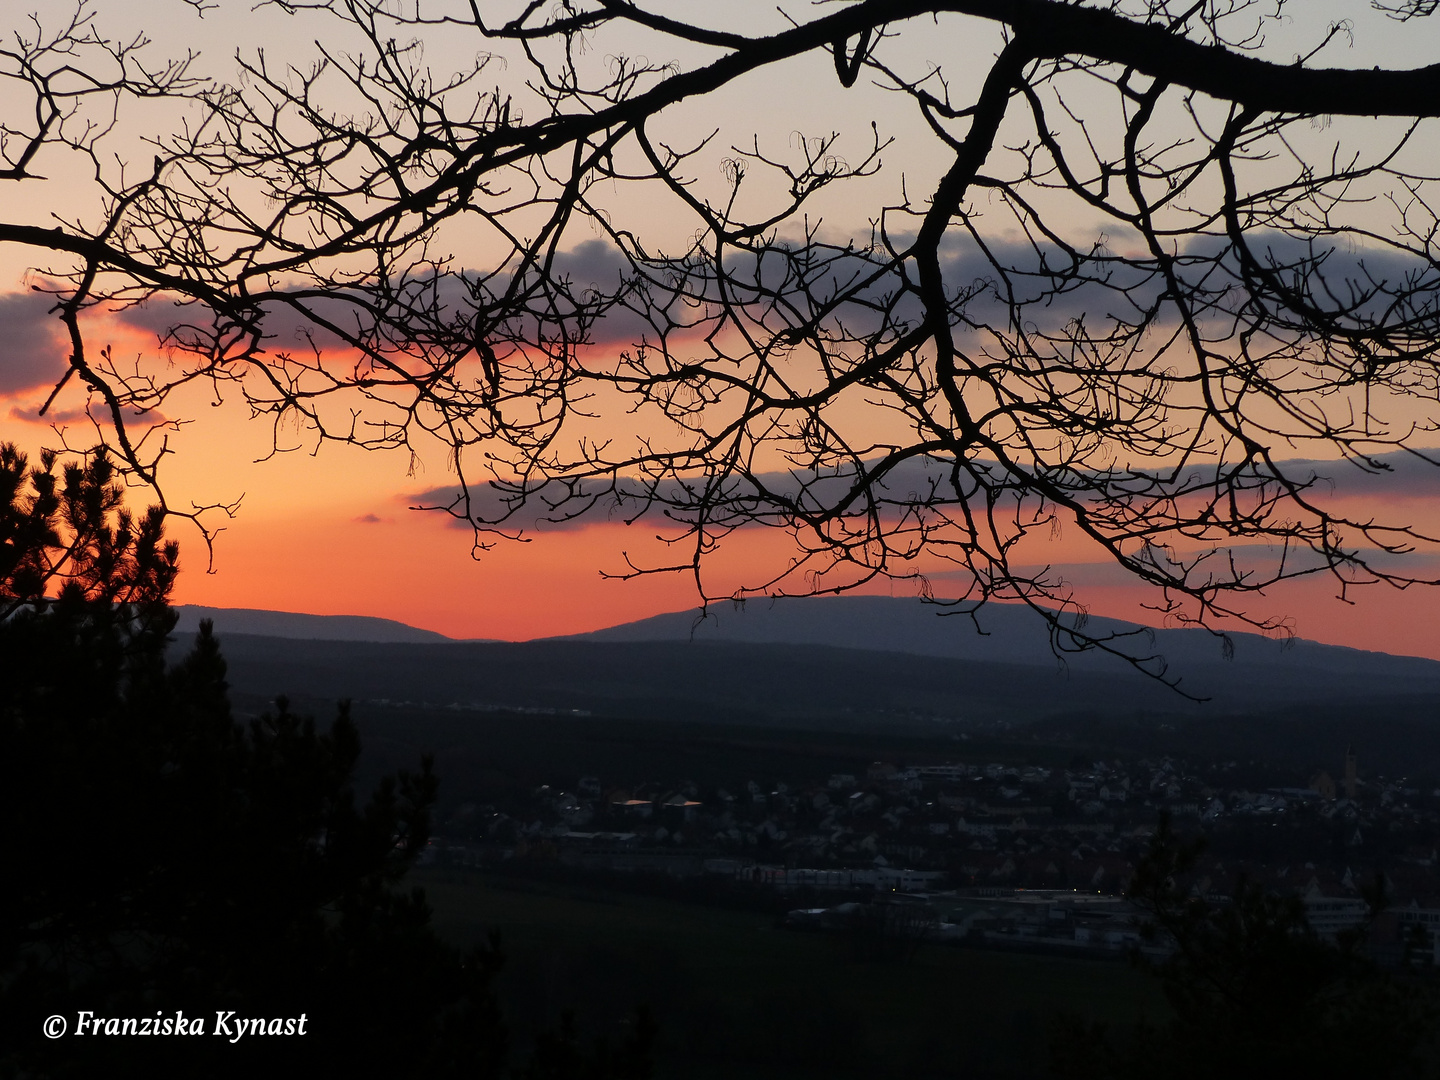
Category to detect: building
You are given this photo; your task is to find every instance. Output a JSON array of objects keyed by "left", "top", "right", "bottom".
[
  {"left": 1309, "top": 771, "right": 1336, "bottom": 800},
  {"left": 1303, "top": 887, "right": 1369, "bottom": 940}
]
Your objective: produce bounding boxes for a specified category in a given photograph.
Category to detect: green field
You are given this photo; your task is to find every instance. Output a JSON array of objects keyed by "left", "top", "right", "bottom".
[{"left": 417, "top": 870, "right": 1164, "bottom": 1079}]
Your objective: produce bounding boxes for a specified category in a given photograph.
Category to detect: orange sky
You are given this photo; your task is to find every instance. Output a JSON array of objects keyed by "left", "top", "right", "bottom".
[
  {"left": 0, "top": 308, "right": 1438, "bottom": 655},
  {"left": 159, "top": 500, "right": 1440, "bottom": 658},
  {"left": 4, "top": 1, "right": 1440, "bottom": 656}
]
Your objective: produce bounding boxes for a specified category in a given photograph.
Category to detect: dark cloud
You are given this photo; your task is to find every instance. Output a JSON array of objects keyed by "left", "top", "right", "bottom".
[
  {"left": 548, "top": 240, "right": 656, "bottom": 347},
  {"left": 105, "top": 226, "right": 1440, "bottom": 379},
  {"left": 552, "top": 239, "right": 629, "bottom": 289},
  {"left": 1015, "top": 543, "right": 1440, "bottom": 585},
  {"left": 1257, "top": 449, "right": 1440, "bottom": 500},
  {"left": 108, "top": 297, "right": 205, "bottom": 336},
  {"left": 0, "top": 292, "right": 66, "bottom": 396},
  {"left": 580, "top": 228, "right": 1440, "bottom": 346},
  {"left": 81, "top": 235, "right": 1137, "bottom": 375},
  {"left": 353, "top": 512, "right": 390, "bottom": 524},
  {"left": 403, "top": 480, "right": 659, "bottom": 533},
  {"left": 109, "top": 264, "right": 644, "bottom": 358},
  {"left": 401, "top": 446, "right": 1440, "bottom": 538},
  {"left": 403, "top": 455, "right": 988, "bottom": 534},
  {"left": 111, "top": 296, "right": 356, "bottom": 354},
  {"left": 527, "top": 232, "right": 1159, "bottom": 349},
  {"left": 7, "top": 402, "right": 167, "bottom": 427},
  {"left": 7, "top": 404, "right": 89, "bottom": 425}
]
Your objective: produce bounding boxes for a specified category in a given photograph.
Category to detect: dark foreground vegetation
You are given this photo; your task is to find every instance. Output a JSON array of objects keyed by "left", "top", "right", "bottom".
[
  {"left": 1, "top": 445, "right": 647, "bottom": 1079},
  {"left": 417, "top": 867, "right": 1158, "bottom": 1080}
]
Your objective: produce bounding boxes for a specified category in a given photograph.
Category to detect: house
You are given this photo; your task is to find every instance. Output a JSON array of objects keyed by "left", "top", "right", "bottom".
[
  {"left": 1394, "top": 901, "right": 1440, "bottom": 963},
  {"left": 661, "top": 792, "right": 703, "bottom": 822},
  {"left": 1303, "top": 887, "right": 1370, "bottom": 940},
  {"left": 610, "top": 797, "right": 654, "bottom": 819}
]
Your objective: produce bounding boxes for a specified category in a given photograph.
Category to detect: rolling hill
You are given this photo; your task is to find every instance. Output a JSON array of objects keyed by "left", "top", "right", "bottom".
[
  {"left": 187, "top": 594, "right": 1440, "bottom": 728},
  {"left": 170, "top": 596, "right": 1440, "bottom": 778},
  {"left": 173, "top": 605, "right": 453, "bottom": 643},
  {"left": 560, "top": 595, "right": 1440, "bottom": 687}
]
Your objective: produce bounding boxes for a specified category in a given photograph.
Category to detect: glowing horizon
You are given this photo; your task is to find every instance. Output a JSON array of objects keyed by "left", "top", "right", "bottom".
[
  {"left": 4, "top": 305, "right": 1440, "bottom": 656},
  {"left": 5, "top": 0, "right": 1440, "bottom": 661}
]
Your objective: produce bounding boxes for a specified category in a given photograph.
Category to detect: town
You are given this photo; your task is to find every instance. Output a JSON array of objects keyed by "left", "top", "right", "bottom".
[{"left": 428, "top": 746, "right": 1440, "bottom": 967}]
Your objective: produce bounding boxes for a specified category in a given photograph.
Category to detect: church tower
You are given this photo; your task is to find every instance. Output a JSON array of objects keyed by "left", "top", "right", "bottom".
[{"left": 1343, "top": 745, "right": 1357, "bottom": 802}]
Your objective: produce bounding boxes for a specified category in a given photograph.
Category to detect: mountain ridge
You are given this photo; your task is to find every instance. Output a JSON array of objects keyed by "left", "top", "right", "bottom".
[
  {"left": 173, "top": 595, "right": 1440, "bottom": 687},
  {"left": 173, "top": 605, "right": 454, "bottom": 644},
  {"left": 553, "top": 595, "right": 1440, "bottom": 679}
]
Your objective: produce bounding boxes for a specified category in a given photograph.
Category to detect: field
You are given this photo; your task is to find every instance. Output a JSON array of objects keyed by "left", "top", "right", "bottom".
[{"left": 416, "top": 870, "right": 1164, "bottom": 1080}]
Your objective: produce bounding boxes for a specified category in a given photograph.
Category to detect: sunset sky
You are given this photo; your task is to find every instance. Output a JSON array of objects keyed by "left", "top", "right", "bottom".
[{"left": 5, "top": 0, "right": 1440, "bottom": 656}]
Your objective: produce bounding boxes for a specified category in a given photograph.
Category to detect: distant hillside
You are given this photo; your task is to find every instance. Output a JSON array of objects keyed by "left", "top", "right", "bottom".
[
  {"left": 190, "top": 635, "right": 1188, "bottom": 725},
  {"left": 166, "top": 596, "right": 1440, "bottom": 717},
  {"left": 190, "top": 626, "right": 1440, "bottom": 733},
  {"left": 173, "top": 605, "right": 452, "bottom": 644},
  {"left": 559, "top": 595, "right": 1440, "bottom": 690},
  {"left": 155, "top": 597, "right": 1440, "bottom": 782}
]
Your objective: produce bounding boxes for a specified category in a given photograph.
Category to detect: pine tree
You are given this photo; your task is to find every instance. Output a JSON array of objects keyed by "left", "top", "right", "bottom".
[{"left": 1, "top": 443, "right": 512, "bottom": 1078}]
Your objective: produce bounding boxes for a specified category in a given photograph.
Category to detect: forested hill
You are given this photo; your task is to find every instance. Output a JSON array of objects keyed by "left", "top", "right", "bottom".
[
  {"left": 190, "top": 630, "right": 1440, "bottom": 731},
  {"left": 167, "top": 596, "right": 1440, "bottom": 773},
  {"left": 559, "top": 595, "right": 1439, "bottom": 684},
  {"left": 173, "top": 605, "right": 453, "bottom": 643}
]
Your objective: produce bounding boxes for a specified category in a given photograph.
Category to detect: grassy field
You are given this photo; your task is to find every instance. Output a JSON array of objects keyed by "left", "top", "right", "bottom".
[{"left": 416, "top": 869, "right": 1164, "bottom": 1080}]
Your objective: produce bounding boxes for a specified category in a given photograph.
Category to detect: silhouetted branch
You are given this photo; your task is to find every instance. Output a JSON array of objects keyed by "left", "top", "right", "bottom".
[{"left": 7, "top": 0, "right": 1440, "bottom": 674}]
